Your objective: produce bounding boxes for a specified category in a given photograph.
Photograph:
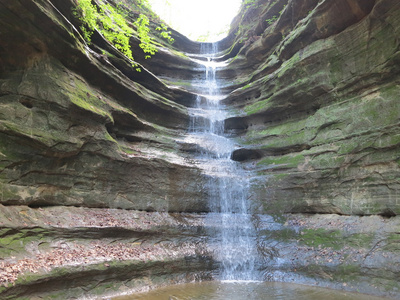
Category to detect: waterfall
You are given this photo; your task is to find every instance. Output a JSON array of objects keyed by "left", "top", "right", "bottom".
[{"left": 187, "top": 43, "right": 260, "bottom": 281}]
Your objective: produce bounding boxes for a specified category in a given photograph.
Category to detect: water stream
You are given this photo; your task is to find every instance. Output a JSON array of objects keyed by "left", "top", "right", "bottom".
[
  {"left": 187, "top": 43, "right": 259, "bottom": 281},
  {"left": 112, "top": 43, "right": 390, "bottom": 300}
]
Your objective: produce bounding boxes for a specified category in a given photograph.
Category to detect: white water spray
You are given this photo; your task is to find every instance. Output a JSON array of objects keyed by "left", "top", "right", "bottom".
[{"left": 187, "top": 43, "right": 259, "bottom": 281}]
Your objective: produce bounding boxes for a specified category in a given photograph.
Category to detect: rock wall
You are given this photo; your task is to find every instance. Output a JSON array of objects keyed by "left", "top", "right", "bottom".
[
  {"left": 0, "top": 0, "right": 399, "bottom": 298},
  {"left": 220, "top": 0, "right": 400, "bottom": 297},
  {"left": 0, "top": 0, "right": 214, "bottom": 298},
  {"left": 223, "top": 0, "right": 400, "bottom": 216},
  {"left": 0, "top": 0, "right": 209, "bottom": 212}
]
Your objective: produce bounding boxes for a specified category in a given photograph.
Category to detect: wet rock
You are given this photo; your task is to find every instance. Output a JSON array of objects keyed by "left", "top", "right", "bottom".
[
  {"left": 231, "top": 148, "right": 263, "bottom": 162},
  {"left": 0, "top": 0, "right": 400, "bottom": 298},
  {"left": 255, "top": 213, "right": 400, "bottom": 298},
  {"left": 0, "top": 205, "right": 215, "bottom": 299},
  {"left": 225, "top": 0, "right": 400, "bottom": 216},
  {"left": 0, "top": 0, "right": 211, "bottom": 212}
]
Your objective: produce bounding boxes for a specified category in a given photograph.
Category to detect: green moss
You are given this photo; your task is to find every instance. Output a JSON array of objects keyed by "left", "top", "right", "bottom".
[
  {"left": 299, "top": 228, "right": 342, "bottom": 250},
  {"left": 381, "top": 279, "right": 400, "bottom": 292},
  {"left": 342, "top": 86, "right": 400, "bottom": 137},
  {"left": 0, "top": 235, "right": 16, "bottom": 247},
  {"left": 334, "top": 264, "right": 361, "bottom": 281},
  {"left": 0, "top": 228, "right": 47, "bottom": 257},
  {"left": 257, "top": 154, "right": 304, "bottom": 168},
  {"left": 329, "top": 55, "right": 345, "bottom": 85},
  {"left": 338, "top": 140, "right": 358, "bottom": 155},
  {"left": 165, "top": 80, "right": 194, "bottom": 88},
  {"left": 272, "top": 173, "right": 290, "bottom": 180},
  {"left": 244, "top": 97, "right": 272, "bottom": 115},
  {"left": 383, "top": 233, "right": 400, "bottom": 251},
  {"left": 274, "top": 228, "right": 297, "bottom": 240},
  {"left": 346, "top": 233, "right": 375, "bottom": 249},
  {"left": 298, "top": 230, "right": 373, "bottom": 251},
  {"left": 168, "top": 48, "right": 189, "bottom": 60},
  {"left": 310, "top": 154, "right": 346, "bottom": 169},
  {"left": 104, "top": 132, "right": 117, "bottom": 144},
  {"left": 1, "top": 120, "right": 72, "bottom": 148},
  {"left": 100, "top": 48, "right": 117, "bottom": 58},
  {"left": 120, "top": 146, "right": 138, "bottom": 155},
  {"left": 277, "top": 52, "right": 301, "bottom": 78},
  {"left": 272, "top": 213, "right": 287, "bottom": 224},
  {"left": 67, "top": 78, "right": 113, "bottom": 122},
  {"left": 266, "top": 120, "right": 308, "bottom": 137},
  {"left": 0, "top": 183, "right": 21, "bottom": 204},
  {"left": 241, "top": 82, "right": 253, "bottom": 90},
  {"left": 260, "top": 228, "right": 297, "bottom": 242},
  {"left": 242, "top": 119, "right": 310, "bottom": 147},
  {"left": 1, "top": 121, "right": 31, "bottom": 139},
  {"left": 256, "top": 130, "right": 308, "bottom": 149},
  {"left": 373, "top": 134, "right": 400, "bottom": 148}
]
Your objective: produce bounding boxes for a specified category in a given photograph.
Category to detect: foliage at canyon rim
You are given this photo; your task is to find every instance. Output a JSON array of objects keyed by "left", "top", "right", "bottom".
[{"left": 73, "top": 0, "right": 174, "bottom": 71}]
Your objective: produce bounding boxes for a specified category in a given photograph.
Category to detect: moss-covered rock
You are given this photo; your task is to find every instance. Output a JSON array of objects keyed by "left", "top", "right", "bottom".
[
  {"left": 1, "top": 0, "right": 400, "bottom": 298},
  {"left": 257, "top": 213, "right": 400, "bottom": 298},
  {"left": 0, "top": 0, "right": 212, "bottom": 212},
  {"left": 225, "top": 0, "right": 400, "bottom": 216}
]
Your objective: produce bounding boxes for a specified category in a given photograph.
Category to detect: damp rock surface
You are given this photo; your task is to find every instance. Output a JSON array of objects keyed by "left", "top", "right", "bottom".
[
  {"left": 256, "top": 213, "right": 400, "bottom": 298},
  {"left": 0, "top": 0, "right": 399, "bottom": 299},
  {"left": 224, "top": 0, "right": 400, "bottom": 216},
  {"left": 0, "top": 0, "right": 209, "bottom": 212},
  {"left": 0, "top": 205, "right": 214, "bottom": 299}
]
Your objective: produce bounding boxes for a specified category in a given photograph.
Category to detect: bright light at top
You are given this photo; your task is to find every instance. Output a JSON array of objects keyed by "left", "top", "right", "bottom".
[{"left": 147, "top": 0, "right": 242, "bottom": 42}]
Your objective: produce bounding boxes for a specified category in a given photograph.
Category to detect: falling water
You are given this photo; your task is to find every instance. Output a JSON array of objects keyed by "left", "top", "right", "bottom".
[{"left": 187, "top": 43, "right": 259, "bottom": 281}]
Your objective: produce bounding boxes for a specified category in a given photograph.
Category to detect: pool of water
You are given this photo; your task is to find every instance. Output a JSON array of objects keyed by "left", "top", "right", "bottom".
[{"left": 113, "top": 281, "right": 385, "bottom": 300}]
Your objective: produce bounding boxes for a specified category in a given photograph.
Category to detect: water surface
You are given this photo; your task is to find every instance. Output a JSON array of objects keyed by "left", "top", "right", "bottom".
[{"left": 114, "top": 281, "right": 386, "bottom": 300}]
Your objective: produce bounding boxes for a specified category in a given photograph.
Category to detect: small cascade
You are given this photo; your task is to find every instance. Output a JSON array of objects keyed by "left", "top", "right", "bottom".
[{"left": 186, "top": 43, "right": 260, "bottom": 281}]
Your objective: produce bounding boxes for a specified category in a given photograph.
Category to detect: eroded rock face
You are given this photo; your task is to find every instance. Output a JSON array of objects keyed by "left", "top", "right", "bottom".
[
  {"left": 223, "top": 0, "right": 400, "bottom": 216},
  {"left": 219, "top": 0, "right": 400, "bottom": 296},
  {"left": 0, "top": 205, "right": 215, "bottom": 299},
  {"left": 0, "top": 0, "right": 399, "bottom": 298},
  {"left": 256, "top": 213, "right": 400, "bottom": 298},
  {"left": 0, "top": 2, "right": 214, "bottom": 296},
  {"left": 0, "top": 0, "right": 210, "bottom": 212}
]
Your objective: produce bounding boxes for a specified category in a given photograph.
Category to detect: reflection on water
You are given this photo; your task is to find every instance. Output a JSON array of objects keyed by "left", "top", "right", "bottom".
[{"left": 113, "top": 281, "right": 385, "bottom": 300}]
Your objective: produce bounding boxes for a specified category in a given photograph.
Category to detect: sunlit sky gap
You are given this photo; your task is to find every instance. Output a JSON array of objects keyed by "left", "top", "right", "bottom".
[{"left": 147, "top": 0, "right": 243, "bottom": 41}]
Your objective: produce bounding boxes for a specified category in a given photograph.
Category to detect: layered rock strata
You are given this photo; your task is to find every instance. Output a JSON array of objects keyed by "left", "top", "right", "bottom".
[
  {"left": 0, "top": 0, "right": 399, "bottom": 298},
  {"left": 256, "top": 213, "right": 400, "bottom": 298},
  {"left": 224, "top": 0, "right": 400, "bottom": 216},
  {"left": 0, "top": 205, "right": 214, "bottom": 299},
  {"left": 0, "top": 0, "right": 208, "bottom": 212},
  {"left": 219, "top": 0, "right": 400, "bottom": 296},
  {"left": 0, "top": 0, "right": 214, "bottom": 298}
]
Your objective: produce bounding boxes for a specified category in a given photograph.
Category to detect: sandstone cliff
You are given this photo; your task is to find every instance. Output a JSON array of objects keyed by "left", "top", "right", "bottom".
[
  {"left": 223, "top": 0, "right": 400, "bottom": 296},
  {"left": 224, "top": 0, "right": 400, "bottom": 217},
  {"left": 0, "top": 0, "right": 210, "bottom": 213},
  {"left": 0, "top": 0, "right": 399, "bottom": 298},
  {"left": 0, "top": 0, "right": 215, "bottom": 298}
]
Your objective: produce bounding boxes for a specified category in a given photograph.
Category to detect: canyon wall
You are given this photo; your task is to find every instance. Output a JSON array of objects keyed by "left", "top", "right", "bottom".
[
  {"left": 224, "top": 0, "right": 400, "bottom": 217},
  {"left": 0, "top": 0, "right": 215, "bottom": 298},
  {"left": 0, "top": 0, "right": 209, "bottom": 213},
  {"left": 222, "top": 0, "right": 400, "bottom": 296},
  {"left": 0, "top": 0, "right": 399, "bottom": 298}
]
